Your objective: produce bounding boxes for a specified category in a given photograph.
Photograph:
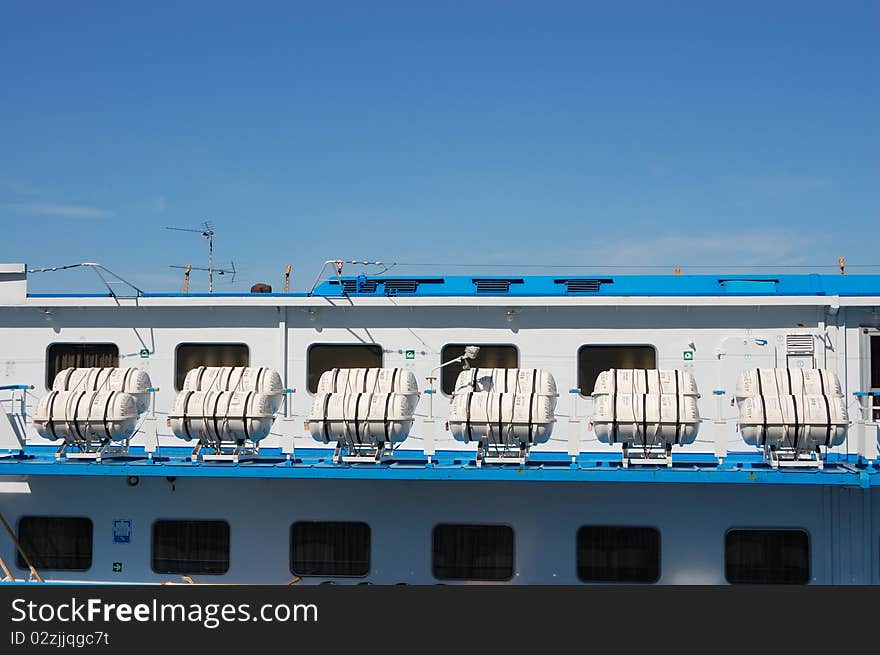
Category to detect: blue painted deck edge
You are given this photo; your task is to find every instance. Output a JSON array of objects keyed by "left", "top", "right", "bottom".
[
  {"left": 0, "top": 446, "right": 875, "bottom": 487},
  {"left": 24, "top": 274, "right": 880, "bottom": 299}
]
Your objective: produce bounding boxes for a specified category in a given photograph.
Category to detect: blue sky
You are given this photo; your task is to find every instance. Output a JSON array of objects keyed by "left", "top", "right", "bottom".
[{"left": 1, "top": 1, "right": 878, "bottom": 293}]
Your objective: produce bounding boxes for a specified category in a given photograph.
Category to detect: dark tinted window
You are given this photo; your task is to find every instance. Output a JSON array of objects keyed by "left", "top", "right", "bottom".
[
  {"left": 432, "top": 524, "right": 514, "bottom": 581},
  {"left": 17, "top": 517, "right": 93, "bottom": 571},
  {"left": 440, "top": 344, "right": 519, "bottom": 395},
  {"left": 307, "top": 344, "right": 383, "bottom": 393},
  {"left": 725, "top": 529, "right": 810, "bottom": 584},
  {"left": 290, "top": 522, "right": 370, "bottom": 577},
  {"left": 174, "top": 343, "right": 249, "bottom": 390},
  {"left": 46, "top": 343, "right": 118, "bottom": 388},
  {"left": 578, "top": 345, "right": 656, "bottom": 396},
  {"left": 577, "top": 526, "right": 660, "bottom": 583},
  {"left": 151, "top": 520, "right": 230, "bottom": 574}
]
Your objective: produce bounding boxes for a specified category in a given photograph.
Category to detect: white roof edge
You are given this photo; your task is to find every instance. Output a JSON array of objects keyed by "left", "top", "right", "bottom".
[
  {"left": 0, "top": 263, "right": 26, "bottom": 274},
  {"left": 5, "top": 294, "right": 877, "bottom": 309}
]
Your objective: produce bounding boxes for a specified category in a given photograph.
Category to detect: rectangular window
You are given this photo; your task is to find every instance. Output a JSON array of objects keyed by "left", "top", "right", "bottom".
[
  {"left": 46, "top": 343, "right": 119, "bottom": 388},
  {"left": 432, "top": 524, "right": 514, "bottom": 581},
  {"left": 578, "top": 345, "right": 656, "bottom": 396},
  {"left": 17, "top": 517, "right": 92, "bottom": 571},
  {"left": 577, "top": 526, "right": 660, "bottom": 583},
  {"left": 174, "top": 343, "right": 249, "bottom": 390},
  {"left": 725, "top": 529, "right": 810, "bottom": 584},
  {"left": 440, "top": 344, "right": 519, "bottom": 395},
  {"left": 871, "top": 336, "right": 880, "bottom": 388},
  {"left": 151, "top": 520, "right": 230, "bottom": 574},
  {"left": 307, "top": 344, "right": 383, "bottom": 393},
  {"left": 290, "top": 521, "right": 370, "bottom": 577}
]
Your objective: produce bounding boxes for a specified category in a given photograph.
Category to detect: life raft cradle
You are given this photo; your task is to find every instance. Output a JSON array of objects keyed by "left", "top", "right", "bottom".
[
  {"left": 458, "top": 368, "right": 543, "bottom": 467},
  {"left": 46, "top": 387, "right": 160, "bottom": 463},
  {"left": 754, "top": 369, "right": 833, "bottom": 470},
  {"left": 179, "top": 388, "right": 295, "bottom": 464},
  {"left": 608, "top": 370, "right": 683, "bottom": 469},
  {"left": 316, "top": 370, "right": 406, "bottom": 464}
]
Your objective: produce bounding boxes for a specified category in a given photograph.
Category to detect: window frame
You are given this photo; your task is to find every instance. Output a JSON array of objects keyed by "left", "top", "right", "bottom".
[
  {"left": 724, "top": 528, "right": 811, "bottom": 585},
  {"left": 305, "top": 343, "right": 384, "bottom": 394},
  {"left": 45, "top": 342, "right": 119, "bottom": 390},
  {"left": 16, "top": 516, "right": 94, "bottom": 572},
  {"left": 431, "top": 523, "right": 515, "bottom": 582},
  {"left": 577, "top": 344, "right": 658, "bottom": 397},
  {"left": 150, "top": 519, "right": 231, "bottom": 575},
  {"left": 575, "top": 524, "right": 661, "bottom": 584},
  {"left": 439, "top": 343, "right": 520, "bottom": 396},
  {"left": 173, "top": 342, "right": 250, "bottom": 391},
  {"left": 289, "top": 521, "right": 371, "bottom": 578}
]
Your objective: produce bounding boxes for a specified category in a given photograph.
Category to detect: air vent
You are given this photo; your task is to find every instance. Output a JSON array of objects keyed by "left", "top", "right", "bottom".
[
  {"left": 786, "top": 334, "right": 814, "bottom": 355},
  {"left": 718, "top": 279, "right": 779, "bottom": 293},
  {"left": 473, "top": 278, "right": 524, "bottom": 294},
  {"left": 383, "top": 279, "right": 419, "bottom": 295},
  {"left": 337, "top": 279, "right": 378, "bottom": 294},
  {"left": 555, "top": 278, "right": 612, "bottom": 293}
]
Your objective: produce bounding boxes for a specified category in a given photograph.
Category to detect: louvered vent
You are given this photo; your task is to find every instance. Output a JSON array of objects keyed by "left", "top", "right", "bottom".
[
  {"left": 786, "top": 334, "right": 814, "bottom": 355},
  {"left": 473, "top": 279, "right": 523, "bottom": 294},
  {"left": 338, "top": 279, "right": 378, "bottom": 294},
  {"left": 556, "top": 278, "right": 611, "bottom": 293},
  {"left": 384, "top": 279, "right": 419, "bottom": 295}
]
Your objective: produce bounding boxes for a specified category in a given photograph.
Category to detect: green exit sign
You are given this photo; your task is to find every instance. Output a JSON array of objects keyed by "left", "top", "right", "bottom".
[
  {"left": 683, "top": 350, "right": 694, "bottom": 361},
  {"left": 139, "top": 348, "right": 149, "bottom": 359},
  {"left": 405, "top": 350, "right": 415, "bottom": 360}
]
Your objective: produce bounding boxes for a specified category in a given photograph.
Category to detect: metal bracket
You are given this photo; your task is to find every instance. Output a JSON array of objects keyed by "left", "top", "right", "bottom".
[
  {"left": 475, "top": 441, "right": 529, "bottom": 467},
  {"left": 333, "top": 440, "right": 393, "bottom": 464},
  {"left": 621, "top": 443, "right": 673, "bottom": 468},
  {"left": 766, "top": 445, "right": 824, "bottom": 469}
]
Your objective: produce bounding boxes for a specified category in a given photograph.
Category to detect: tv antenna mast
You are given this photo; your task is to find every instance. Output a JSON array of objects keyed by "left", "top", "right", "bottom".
[{"left": 166, "top": 221, "right": 231, "bottom": 292}]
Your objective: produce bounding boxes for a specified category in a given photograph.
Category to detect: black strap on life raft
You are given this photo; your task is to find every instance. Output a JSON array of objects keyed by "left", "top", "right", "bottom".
[
  {"left": 181, "top": 390, "right": 195, "bottom": 441},
  {"left": 101, "top": 391, "right": 114, "bottom": 441},
  {"left": 353, "top": 392, "right": 362, "bottom": 444},
  {"left": 321, "top": 392, "right": 332, "bottom": 443},
  {"left": 465, "top": 391, "right": 474, "bottom": 443},
  {"left": 641, "top": 369, "right": 649, "bottom": 447},
  {"left": 528, "top": 369, "right": 537, "bottom": 444},
  {"left": 72, "top": 391, "right": 87, "bottom": 442},
  {"left": 610, "top": 371, "right": 618, "bottom": 445},
  {"left": 211, "top": 392, "right": 223, "bottom": 442},
  {"left": 242, "top": 391, "right": 254, "bottom": 441},
  {"left": 497, "top": 392, "right": 505, "bottom": 445},
  {"left": 786, "top": 368, "right": 799, "bottom": 452},
  {"left": 46, "top": 390, "right": 60, "bottom": 441},
  {"left": 756, "top": 369, "right": 768, "bottom": 447},
  {"left": 383, "top": 369, "right": 398, "bottom": 442},
  {"left": 674, "top": 370, "right": 681, "bottom": 446}
]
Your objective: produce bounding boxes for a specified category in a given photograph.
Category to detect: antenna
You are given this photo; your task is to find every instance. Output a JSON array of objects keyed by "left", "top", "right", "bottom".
[
  {"left": 170, "top": 261, "right": 236, "bottom": 293},
  {"left": 166, "top": 221, "right": 221, "bottom": 292}
]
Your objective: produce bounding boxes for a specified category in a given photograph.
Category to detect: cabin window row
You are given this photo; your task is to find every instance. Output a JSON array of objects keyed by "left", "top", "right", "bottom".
[
  {"left": 45, "top": 342, "right": 658, "bottom": 396},
  {"left": 15, "top": 517, "right": 811, "bottom": 584}
]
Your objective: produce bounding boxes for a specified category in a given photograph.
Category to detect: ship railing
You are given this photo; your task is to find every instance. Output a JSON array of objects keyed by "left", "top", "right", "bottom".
[{"left": 0, "top": 384, "right": 32, "bottom": 457}]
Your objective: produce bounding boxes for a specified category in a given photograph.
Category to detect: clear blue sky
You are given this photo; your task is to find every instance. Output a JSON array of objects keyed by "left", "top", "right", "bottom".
[{"left": 1, "top": 1, "right": 878, "bottom": 293}]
